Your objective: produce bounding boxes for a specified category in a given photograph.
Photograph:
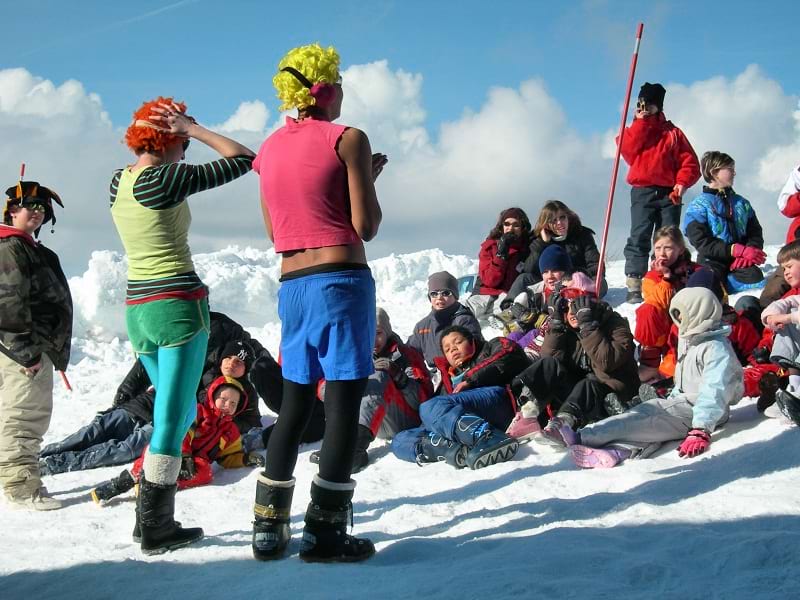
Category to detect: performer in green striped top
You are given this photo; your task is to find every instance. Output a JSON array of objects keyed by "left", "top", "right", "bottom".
[{"left": 110, "top": 96, "right": 255, "bottom": 555}]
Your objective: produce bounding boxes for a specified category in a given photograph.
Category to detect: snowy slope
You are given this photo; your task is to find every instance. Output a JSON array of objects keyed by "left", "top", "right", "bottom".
[{"left": 3, "top": 247, "right": 800, "bottom": 600}]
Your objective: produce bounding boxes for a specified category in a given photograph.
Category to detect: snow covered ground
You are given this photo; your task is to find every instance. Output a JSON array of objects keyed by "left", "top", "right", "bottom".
[{"left": 3, "top": 246, "right": 800, "bottom": 600}]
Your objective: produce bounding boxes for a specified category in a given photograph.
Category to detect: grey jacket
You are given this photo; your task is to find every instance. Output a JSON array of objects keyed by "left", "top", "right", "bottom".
[{"left": 406, "top": 302, "right": 482, "bottom": 365}]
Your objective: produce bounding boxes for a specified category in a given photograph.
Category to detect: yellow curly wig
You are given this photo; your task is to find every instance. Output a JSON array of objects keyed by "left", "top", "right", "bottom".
[{"left": 273, "top": 43, "right": 340, "bottom": 111}]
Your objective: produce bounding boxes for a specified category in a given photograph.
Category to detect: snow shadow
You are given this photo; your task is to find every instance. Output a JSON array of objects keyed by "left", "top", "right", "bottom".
[{"left": 3, "top": 514, "right": 797, "bottom": 600}]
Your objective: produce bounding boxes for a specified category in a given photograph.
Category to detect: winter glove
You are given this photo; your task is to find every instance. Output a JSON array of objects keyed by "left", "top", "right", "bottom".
[
  {"left": 373, "top": 357, "right": 409, "bottom": 388},
  {"left": 245, "top": 451, "right": 266, "bottom": 468},
  {"left": 510, "top": 301, "right": 527, "bottom": 320},
  {"left": 751, "top": 346, "right": 771, "bottom": 364},
  {"left": 668, "top": 184, "right": 684, "bottom": 206},
  {"left": 677, "top": 429, "right": 711, "bottom": 458},
  {"left": 178, "top": 455, "right": 196, "bottom": 480},
  {"left": 496, "top": 232, "right": 517, "bottom": 260},
  {"left": 730, "top": 256, "right": 750, "bottom": 271},
  {"left": 571, "top": 295, "right": 598, "bottom": 332},
  {"left": 546, "top": 291, "right": 567, "bottom": 332},
  {"left": 732, "top": 244, "right": 767, "bottom": 265},
  {"left": 112, "top": 391, "right": 130, "bottom": 408}
]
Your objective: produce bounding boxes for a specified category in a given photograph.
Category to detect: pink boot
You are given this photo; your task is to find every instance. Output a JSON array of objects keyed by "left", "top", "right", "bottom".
[
  {"left": 570, "top": 445, "right": 630, "bottom": 469},
  {"left": 505, "top": 411, "right": 542, "bottom": 441}
]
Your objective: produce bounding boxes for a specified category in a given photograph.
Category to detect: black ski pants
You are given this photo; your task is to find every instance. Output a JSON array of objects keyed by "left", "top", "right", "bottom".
[{"left": 518, "top": 356, "right": 611, "bottom": 428}]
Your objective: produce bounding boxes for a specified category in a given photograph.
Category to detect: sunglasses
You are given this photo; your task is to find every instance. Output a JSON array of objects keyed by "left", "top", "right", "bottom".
[
  {"left": 23, "top": 202, "right": 46, "bottom": 213},
  {"left": 429, "top": 289, "right": 453, "bottom": 299}
]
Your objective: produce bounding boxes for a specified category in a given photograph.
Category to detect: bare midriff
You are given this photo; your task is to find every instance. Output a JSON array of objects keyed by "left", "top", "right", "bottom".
[{"left": 280, "top": 243, "right": 367, "bottom": 275}]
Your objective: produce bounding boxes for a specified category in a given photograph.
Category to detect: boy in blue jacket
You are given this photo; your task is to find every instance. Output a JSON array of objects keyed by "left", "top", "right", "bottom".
[{"left": 683, "top": 151, "right": 766, "bottom": 293}]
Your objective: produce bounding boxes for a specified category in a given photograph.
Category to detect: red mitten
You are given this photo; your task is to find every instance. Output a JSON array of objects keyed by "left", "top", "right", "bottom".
[
  {"left": 730, "top": 257, "right": 749, "bottom": 271},
  {"left": 742, "top": 246, "right": 767, "bottom": 265},
  {"left": 677, "top": 429, "right": 711, "bottom": 458}
]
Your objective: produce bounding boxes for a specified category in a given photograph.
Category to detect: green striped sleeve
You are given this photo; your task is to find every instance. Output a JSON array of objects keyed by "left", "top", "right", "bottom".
[
  {"left": 131, "top": 156, "right": 253, "bottom": 210},
  {"left": 109, "top": 170, "right": 122, "bottom": 207}
]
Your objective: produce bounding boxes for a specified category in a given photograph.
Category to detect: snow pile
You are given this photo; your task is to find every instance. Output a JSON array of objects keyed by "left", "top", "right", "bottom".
[{"left": 3, "top": 246, "right": 799, "bottom": 600}]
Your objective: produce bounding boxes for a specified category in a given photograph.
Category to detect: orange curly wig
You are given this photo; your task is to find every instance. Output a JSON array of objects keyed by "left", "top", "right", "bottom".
[{"left": 124, "top": 96, "right": 187, "bottom": 154}]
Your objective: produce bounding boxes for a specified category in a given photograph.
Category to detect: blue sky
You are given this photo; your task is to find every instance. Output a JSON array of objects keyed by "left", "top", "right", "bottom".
[
  {"left": 1, "top": 0, "right": 798, "bottom": 275},
  {"left": 5, "top": 0, "right": 796, "bottom": 136}
]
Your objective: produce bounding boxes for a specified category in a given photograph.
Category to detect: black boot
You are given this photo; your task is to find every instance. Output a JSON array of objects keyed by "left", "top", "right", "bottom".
[
  {"left": 415, "top": 432, "right": 467, "bottom": 468},
  {"left": 776, "top": 388, "right": 800, "bottom": 426},
  {"left": 138, "top": 478, "right": 203, "bottom": 555},
  {"left": 252, "top": 475, "right": 294, "bottom": 561},
  {"left": 757, "top": 372, "right": 780, "bottom": 413},
  {"left": 452, "top": 415, "right": 519, "bottom": 470},
  {"left": 91, "top": 469, "right": 136, "bottom": 505},
  {"left": 299, "top": 476, "right": 374, "bottom": 563}
]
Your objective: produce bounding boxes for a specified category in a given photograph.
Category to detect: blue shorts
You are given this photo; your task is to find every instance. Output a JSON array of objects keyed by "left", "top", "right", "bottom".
[{"left": 278, "top": 269, "right": 376, "bottom": 384}]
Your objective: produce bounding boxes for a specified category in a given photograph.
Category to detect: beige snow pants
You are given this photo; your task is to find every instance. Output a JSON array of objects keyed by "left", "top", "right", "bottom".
[{"left": 0, "top": 351, "right": 53, "bottom": 499}]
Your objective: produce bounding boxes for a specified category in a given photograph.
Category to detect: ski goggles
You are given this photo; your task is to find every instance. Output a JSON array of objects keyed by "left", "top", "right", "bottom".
[{"left": 428, "top": 289, "right": 454, "bottom": 299}]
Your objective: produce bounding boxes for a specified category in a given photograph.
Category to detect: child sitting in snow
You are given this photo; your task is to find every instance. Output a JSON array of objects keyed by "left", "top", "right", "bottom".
[
  {"left": 568, "top": 287, "right": 744, "bottom": 468},
  {"left": 760, "top": 240, "right": 800, "bottom": 425},
  {"left": 506, "top": 280, "right": 639, "bottom": 445},
  {"left": 91, "top": 376, "right": 264, "bottom": 506},
  {"left": 407, "top": 271, "right": 483, "bottom": 367},
  {"left": 684, "top": 151, "right": 766, "bottom": 294},
  {"left": 465, "top": 207, "right": 531, "bottom": 321},
  {"left": 496, "top": 244, "right": 573, "bottom": 338},
  {"left": 634, "top": 225, "right": 699, "bottom": 382},
  {"left": 391, "top": 325, "right": 529, "bottom": 470}
]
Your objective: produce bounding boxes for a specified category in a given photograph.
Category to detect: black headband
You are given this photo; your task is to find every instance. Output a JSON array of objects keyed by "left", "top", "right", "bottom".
[{"left": 280, "top": 66, "right": 314, "bottom": 89}]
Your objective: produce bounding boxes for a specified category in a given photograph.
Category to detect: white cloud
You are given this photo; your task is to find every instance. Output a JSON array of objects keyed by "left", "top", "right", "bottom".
[
  {"left": 1, "top": 63, "right": 798, "bottom": 277},
  {"left": 212, "top": 100, "right": 269, "bottom": 134}
]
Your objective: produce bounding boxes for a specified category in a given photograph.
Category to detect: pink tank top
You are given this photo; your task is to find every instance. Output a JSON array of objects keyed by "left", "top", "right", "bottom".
[{"left": 253, "top": 117, "right": 361, "bottom": 253}]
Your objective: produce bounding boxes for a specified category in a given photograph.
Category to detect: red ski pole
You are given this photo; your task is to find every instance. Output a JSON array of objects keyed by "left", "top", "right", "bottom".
[
  {"left": 59, "top": 370, "right": 72, "bottom": 392},
  {"left": 595, "top": 22, "right": 644, "bottom": 295}
]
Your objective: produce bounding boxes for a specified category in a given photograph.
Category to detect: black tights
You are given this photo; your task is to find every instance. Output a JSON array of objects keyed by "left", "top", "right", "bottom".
[{"left": 264, "top": 377, "right": 367, "bottom": 483}]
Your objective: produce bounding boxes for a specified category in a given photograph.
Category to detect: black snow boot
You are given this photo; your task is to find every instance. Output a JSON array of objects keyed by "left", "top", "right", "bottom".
[
  {"left": 756, "top": 371, "right": 780, "bottom": 413},
  {"left": 415, "top": 431, "right": 467, "bottom": 468},
  {"left": 776, "top": 388, "right": 800, "bottom": 426},
  {"left": 452, "top": 414, "right": 519, "bottom": 470},
  {"left": 299, "top": 476, "right": 374, "bottom": 563},
  {"left": 138, "top": 477, "right": 203, "bottom": 555},
  {"left": 91, "top": 469, "right": 136, "bottom": 505},
  {"left": 252, "top": 475, "right": 294, "bottom": 561}
]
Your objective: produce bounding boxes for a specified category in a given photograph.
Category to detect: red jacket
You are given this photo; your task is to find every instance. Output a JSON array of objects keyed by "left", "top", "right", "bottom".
[
  {"left": 619, "top": 113, "right": 700, "bottom": 189},
  {"left": 366, "top": 336, "right": 433, "bottom": 435},
  {"left": 131, "top": 376, "right": 251, "bottom": 490},
  {"left": 780, "top": 191, "right": 800, "bottom": 243},
  {"left": 477, "top": 237, "right": 527, "bottom": 296},
  {"left": 433, "top": 337, "right": 529, "bottom": 395}
]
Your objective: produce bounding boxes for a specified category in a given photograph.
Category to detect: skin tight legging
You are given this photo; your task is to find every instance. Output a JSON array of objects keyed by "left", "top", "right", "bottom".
[
  {"left": 265, "top": 378, "right": 368, "bottom": 483},
  {"left": 137, "top": 331, "right": 209, "bottom": 457}
]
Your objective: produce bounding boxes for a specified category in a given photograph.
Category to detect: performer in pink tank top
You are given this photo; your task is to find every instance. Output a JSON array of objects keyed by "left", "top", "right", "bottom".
[{"left": 250, "top": 43, "right": 387, "bottom": 564}]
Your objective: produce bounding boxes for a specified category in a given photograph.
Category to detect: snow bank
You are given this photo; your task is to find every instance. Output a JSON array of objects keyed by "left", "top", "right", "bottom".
[{"left": 3, "top": 245, "right": 798, "bottom": 600}]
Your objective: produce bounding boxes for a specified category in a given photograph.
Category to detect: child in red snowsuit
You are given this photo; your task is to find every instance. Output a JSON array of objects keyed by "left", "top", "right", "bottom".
[
  {"left": 91, "top": 376, "right": 263, "bottom": 504},
  {"left": 620, "top": 82, "right": 700, "bottom": 304}
]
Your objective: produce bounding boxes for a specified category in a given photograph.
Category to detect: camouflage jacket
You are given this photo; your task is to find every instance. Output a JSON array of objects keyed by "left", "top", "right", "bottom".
[{"left": 0, "top": 226, "right": 73, "bottom": 370}]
